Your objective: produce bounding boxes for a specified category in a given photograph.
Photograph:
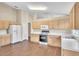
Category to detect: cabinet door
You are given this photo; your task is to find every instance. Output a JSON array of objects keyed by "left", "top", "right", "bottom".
[
  {"left": 0, "top": 36, "right": 2, "bottom": 46},
  {"left": 48, "top": 36, "right": 61, "bottom": 47},
  {"left": 0, "top": 21, "right": 9, "bottom": 29},
  {"left": 64, "top": 19, "right": 71, "bottom": 29},
  {"left": 75, "top": 3, "right": 79, "bottom": 29},
  {"left": 48, "top": 20, "right": 53, "bottom": 29},
  {"left": 32, "top": 22, "right": 40, "bottom": 29},
  {"left": 58, "top": 20, "right": 65, "bottom": 29},
  {"left": 32, "top": 20, "right": 50, "bottom": 29},
  {"left": 49, "top": 20, "right": 58, "bottom": 29},
  {"left": 53, "top": 20, "right": 58, "bottom": 29},
  {"left": 0, "top": 35, "right": 10, "bottom": 46},
  {"left": 30, "top": 34, "right": 39, "bottom": 43},
  {"left": 70, "top": 3, "right": 79, "bottom": 29},
  {"left": 58, "top": 19, "right": 71, "bottom": 29}
]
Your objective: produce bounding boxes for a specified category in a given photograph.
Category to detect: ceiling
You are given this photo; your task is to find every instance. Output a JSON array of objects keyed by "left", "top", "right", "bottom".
[{"left": 4, "top": 2, "right": 75, "bottom": 18}]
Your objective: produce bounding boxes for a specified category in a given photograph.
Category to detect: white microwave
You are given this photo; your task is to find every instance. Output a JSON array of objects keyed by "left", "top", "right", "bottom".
[{"left": 40, "top": 25, "right": 48, "bottom": 30}]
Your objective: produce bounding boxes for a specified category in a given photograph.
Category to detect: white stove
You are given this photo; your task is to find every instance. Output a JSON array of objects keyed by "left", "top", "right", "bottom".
[{"left": 39, "top": 42, "right": 48, "bottom": 45}]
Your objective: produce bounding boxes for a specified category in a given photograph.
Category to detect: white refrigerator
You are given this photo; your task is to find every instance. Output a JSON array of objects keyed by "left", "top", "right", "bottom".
[{"left": 9, "top": 25, "right": 22, "bottom": 44}]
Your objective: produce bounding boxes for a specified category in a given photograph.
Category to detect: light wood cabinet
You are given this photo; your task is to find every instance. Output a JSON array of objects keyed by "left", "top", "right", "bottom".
[
  {"left": 58, "top": 19, "right": 72, "bottom": 29},
  {"left": 0, "top": 34, "right": 10, "bottom": 46},
  {"left": 0, "top": 20, "right": 10, "bottom": 30},
  {"left": 32, "top": 20, "right": 50, "bottom": 29},
  {"left": 30, "top": 34, "right": 39, "bottom": 43},
  {"left": 32, "top": 21, "right": 40, "bottom": 29},
  {"left": 32, "top": 16, "right": 71, "bottom": 29},
  {"left": 69, "top": 2, "right": 79, "bottom": 29},
  {"left": 49, "top": 20, "right": 58, "bottom": 29},
  {"left": 48, "top": 35, "right": 61, "bottom": 47},
  {"left": 75, "top": 3, "right": 79, "bottom": 29},
  {"left": 62, "top": 49, "right": 79, "bottom": 56},
  {"left": 58, "top": 19, "right": 65, "bottom": 29},
  {"left": 30, "top": 34, "right": 61, "bottom": 47},
  {"left": 31, "top": 3, "right": 79, "bottom": 30}
]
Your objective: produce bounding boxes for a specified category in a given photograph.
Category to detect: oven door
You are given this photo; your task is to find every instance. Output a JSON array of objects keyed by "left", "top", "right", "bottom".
[{"left": 40, "top": 35, "right": 47, "bottom": 42}]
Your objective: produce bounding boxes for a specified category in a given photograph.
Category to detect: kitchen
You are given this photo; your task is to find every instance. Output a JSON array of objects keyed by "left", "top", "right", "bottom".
[
  {"left": 30, "top": 2, "right": 79, "bottom": 55},
  {"left": 0, "top": 2, "right": 79, "bottom": 56}
]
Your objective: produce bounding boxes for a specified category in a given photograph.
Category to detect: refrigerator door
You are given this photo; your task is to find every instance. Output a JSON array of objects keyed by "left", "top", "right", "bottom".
[
  {"left": 16, "top": 26, "right": 22, "bottom": 41},
  {"left": 9, "top": 25, "right": 22, "bottom": 44}
]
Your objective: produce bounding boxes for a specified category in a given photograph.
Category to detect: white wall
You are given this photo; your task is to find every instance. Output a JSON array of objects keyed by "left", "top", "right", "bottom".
[
  {"left": 0, "top": 3, "right": 31, "bottom": 40},
  {"left": 0, "top": 3, "right": 17, "bottom": 24}
]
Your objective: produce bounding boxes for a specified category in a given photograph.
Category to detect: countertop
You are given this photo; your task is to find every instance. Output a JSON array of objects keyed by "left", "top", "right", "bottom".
[
  {"left": 31, "top": 32, "right": 62, "bottom": 36},
  {"left": 31, "top": 31, "right": 79, "bottom": 52}
]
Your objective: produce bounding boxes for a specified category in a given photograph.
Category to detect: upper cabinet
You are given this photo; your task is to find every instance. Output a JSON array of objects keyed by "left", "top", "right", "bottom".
[
  {"left": 32, "top": 16, "right": 73, "bottom": 29},
  {"left": 69, "top": 2, "right": 79, "bottom": 29},
  {"left": 32, "top": 3, "right": 79, "bottom": 30},
  {"left": 32, "top": 16, "right": 72, "bottom": 30},
  {"left": 56, "top": 16, "right": 69, "bottom": 29},
  {"left": 75, "top": 3, "right": 79, "bottom": 29},
  {"left": 32, "top": 21, "right": 40, "bottom": 29},
  {"left": 0, "top": 20, "right": 10, "bottom": 29},
  {"left": 32, "top": 20, "right": 51, "bottom": 29},
  {"left": 58, "top": 19, "right": 65, "bottom": 29},
  {"left": 49, "top": 20, "right": 59, "bottom": 29},
  {"left": 58, "top": 16, "right": 73, "bottom": 29}
]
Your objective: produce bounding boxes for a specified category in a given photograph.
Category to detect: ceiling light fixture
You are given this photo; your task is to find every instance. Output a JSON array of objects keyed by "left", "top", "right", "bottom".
[{"left": 28, "top": 5, "right": 47, "bottom": 11}]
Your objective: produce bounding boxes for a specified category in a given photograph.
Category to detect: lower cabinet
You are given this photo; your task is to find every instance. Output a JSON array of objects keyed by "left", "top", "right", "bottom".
[
  {"left": 0, "top": 34, "right": 10, "bottom": 46},
  {"left": 48, "top": 35, "right": 61, "bottom": 47},
  {"left": 30, "top": 34, "right": 61, "bottom": 47},
  {"left": 30, "top": 34, "right": 39, "bottom": 43}
]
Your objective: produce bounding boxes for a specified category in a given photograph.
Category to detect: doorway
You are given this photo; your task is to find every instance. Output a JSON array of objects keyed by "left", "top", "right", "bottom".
[{"left": 28, "top": 22, "right": 31, "bottom": 41}]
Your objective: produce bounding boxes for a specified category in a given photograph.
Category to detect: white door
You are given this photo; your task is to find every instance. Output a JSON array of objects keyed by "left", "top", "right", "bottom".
[{"left": 22, "top": 23, "right": 28, "bottom": 40}]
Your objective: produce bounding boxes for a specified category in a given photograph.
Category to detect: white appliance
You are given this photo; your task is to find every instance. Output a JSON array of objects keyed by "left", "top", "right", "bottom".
[
  {"left": 41, "top": 25, "right": 48, "bottom": 30},
  {"left": 9, "top": 25, "right": 22, "bottom": 44},
  {"left": 40, "top": 25, "right": 49, "bottom": 45}
]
